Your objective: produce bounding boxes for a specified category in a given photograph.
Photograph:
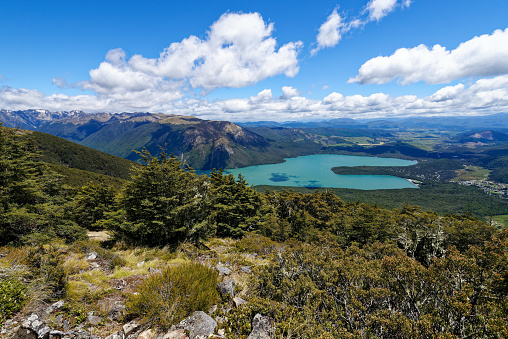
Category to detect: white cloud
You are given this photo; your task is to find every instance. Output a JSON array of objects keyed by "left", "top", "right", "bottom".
[
  {"left": 250, "top": 89, "right": 272, "bottom": 103},
  {"left": 3, "top": 76, "right": 508, "bottom": 122},
  {"left": 312, "top": 1, "right": 412, "bottom": 55},
  {"left": 350, "top": 28, "right": 508, "bottom": 85},
  {"left": 322, "top": 85, "right": 330, "bottom": 90},
  {"left": 365, "top": 0, "right": 398, "bottom": 22},
  {"left": 99, "top": 12, "right": 302, "bottom": 92},
  {"left": 281, "top": 86, "right": 300, "bottom": 98},
  {"left": 430, "top": 84, "right": 465, "bottom": 102},
  {"left": 312, "top": 8, "right": 345, "bottom": 55}
]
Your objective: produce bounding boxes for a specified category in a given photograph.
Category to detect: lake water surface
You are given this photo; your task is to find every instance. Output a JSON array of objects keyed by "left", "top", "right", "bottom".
[{"left": 223, "top": 154, "right": 418, "bottom": 190}]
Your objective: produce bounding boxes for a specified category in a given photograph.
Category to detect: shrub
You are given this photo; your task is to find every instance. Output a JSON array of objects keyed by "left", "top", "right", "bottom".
[
  {"left": 127, "top": 261, "right": 219, "bottom": 329},
  {"left": 0, "top": 278, "right": 27, "bottom": 326}
]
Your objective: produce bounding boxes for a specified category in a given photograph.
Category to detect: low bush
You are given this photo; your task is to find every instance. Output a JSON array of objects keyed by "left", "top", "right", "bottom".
[
  {"left": 0, "top": 278, "right": 27, "bottom": 326},
  {"left": 127, "top": 261, "right": 219, "bottom": 329}
]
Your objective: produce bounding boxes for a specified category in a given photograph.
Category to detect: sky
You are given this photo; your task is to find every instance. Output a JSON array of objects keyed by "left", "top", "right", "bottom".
[{"left": 1, "top": 0, "right": 508, "bottom": 122}]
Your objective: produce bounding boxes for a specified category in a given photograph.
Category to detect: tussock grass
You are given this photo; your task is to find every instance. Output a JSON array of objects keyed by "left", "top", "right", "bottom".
[{"left": 127, "top": 262, "right": 219, "bottom": 330}]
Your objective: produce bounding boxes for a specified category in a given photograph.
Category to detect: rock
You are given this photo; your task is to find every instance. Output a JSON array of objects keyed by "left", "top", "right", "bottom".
[
  {"left": 217, "top": 279, "right": 235, "bottom": 298},
  {"left": 104, "top": 332, "right": 124, "bottom": 339},
  {"left": 233, "top": 297, "right": 247, "bottom": 307},
  {"left": 48, "top": 330, "right": 64, "bottom": 339},
  {"left": 85, "top": 252, "right": 98, "bottom": 261},
  {"left": 69, "top": 329, "right": 102, "bottom": 339},
  {"left": 55, "top": 315, "right": 63, "bottom": 328},
  {"left": 38, "top": 326, "right": 51, "bottom": 339},
  {"left": 240, "top": 266, "right": 252, "bottom": 274},
  {"left": 247, "top": 314, "right": 275, "bottom": 339},
  {"left": 216, "top": 265, "right": 231, "bottom": 276},
  {"left": 108, "top": 302, "right": 126, "bottom": 321},
  {"left": 137, "top": 261, "right": 145, "bottom": 267},
  {"left": 123, "top": 320, "right": 141, "bottom": 337},
  {"left": 161, "top": 329, "right": 188, "bottom": 339},
  {"left": 148, "top": 267, "right": 160, "bottom": 273},
  {"left": 44, "top": 300, "right": 65, "bottom": 315},
  {"left": 14, "top": 327, "right": 38, "bottom": 339},
  {"left": 21, "top": 313, "right": 49, "bottom": 339},
  {"left": 87, "top": 314, "right": 101, "bottom": 326},
  {"left": 177, "top": 311, "right": 217, "bottom": 339},
  {"left": 137, "top": 328, "right": 156, "bottom": 339}
]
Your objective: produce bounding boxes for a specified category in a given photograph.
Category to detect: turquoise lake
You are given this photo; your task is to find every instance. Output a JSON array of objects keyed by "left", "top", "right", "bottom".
[{"left": 222, "top": 154, "right": 418, "bottom": 190}]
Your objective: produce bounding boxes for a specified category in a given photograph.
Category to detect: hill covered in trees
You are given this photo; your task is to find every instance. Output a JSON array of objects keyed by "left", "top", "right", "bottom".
[{"left": 1, "top": 123, "right": 507, "bottom": 338}]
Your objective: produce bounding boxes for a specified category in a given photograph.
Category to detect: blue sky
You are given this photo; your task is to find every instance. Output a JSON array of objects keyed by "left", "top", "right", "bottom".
[{"left": 1, "top": 0, "right": 508, "bottom": 121}]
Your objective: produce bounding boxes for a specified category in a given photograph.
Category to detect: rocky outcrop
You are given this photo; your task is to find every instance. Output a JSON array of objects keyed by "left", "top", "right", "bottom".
[
  {"left": 217, "top": 279, "right": 235, "bottom": 299},
  {"left": 247, "top": 314, "right": 275, "bottom": 339}
]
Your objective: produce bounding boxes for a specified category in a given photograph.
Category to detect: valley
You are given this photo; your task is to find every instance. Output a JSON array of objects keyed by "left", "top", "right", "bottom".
[{"left": 1, "top": 112, "right": 507, "bottom": 338}]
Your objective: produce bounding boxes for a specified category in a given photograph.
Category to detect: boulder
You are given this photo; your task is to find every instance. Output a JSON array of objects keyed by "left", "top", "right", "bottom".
[
  {"left": 177, "top": 311, "right": 217, "bottom": 339},
  {"left": 161, "top": 329, "right": 188, "bottom": 339},
  {"left": 44, "top": 300, "right": 65, "bottom": 315},
  {"left": 87, "top": 314, "right": 101, "bottom": 326},
  {"left": 108, "top": 302, "right": 126, "bottom": 321},
  {"left": 137, "top": 328, "right": 156, "bottom": 339},
  {"left": 217, "top": 279, "right": 235, "bottom": 298},
  {"left": 104, "top": 332, "right": 124, "bottom": 339},
  {"left": 123, "top": 320, "right": 141, "bottom": 337},
  {"left": 216, "top": 265, "right": 231, "bottom": 276},
  {"left": 85, "top": 252, "right": 98, "bottom": 261},
  {"left": 247, "top": 314, "right": 275, "bottom": 339},
  {"left": 233, "top": 297, "right": 247, "bottom": 308},
  {"left": 240, "top": 266, "right": 252, "bottom": 274},
  {"left": 14, "top": 327, "right": 38, "bottom": 339}
]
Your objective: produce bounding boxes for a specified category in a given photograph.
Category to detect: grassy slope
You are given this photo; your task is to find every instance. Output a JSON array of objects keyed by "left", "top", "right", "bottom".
[{"left": 30, "top": 131, "right": 136, "bottom": 180}]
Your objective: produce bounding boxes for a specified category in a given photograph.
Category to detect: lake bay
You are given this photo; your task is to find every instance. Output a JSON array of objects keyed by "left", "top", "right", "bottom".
[{"left": 223, "top": 154, "right": 418, "bottom": 190}]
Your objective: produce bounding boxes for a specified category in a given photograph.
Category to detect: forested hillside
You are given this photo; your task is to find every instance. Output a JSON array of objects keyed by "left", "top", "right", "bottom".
[{"left": 1, "top": 123, "right": 506, "bottom": 338}]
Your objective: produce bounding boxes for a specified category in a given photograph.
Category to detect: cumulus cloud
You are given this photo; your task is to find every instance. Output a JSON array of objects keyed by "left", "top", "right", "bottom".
[
  {"left": 250, "top": 89, "right": 273, "bottom": 103},
  {"left": 4, "top": 75, "right": 508, "bottom": 120},
  {"left": 86, "top": 12, "right": 302, "bottom": 96},
  {"left": 312, "top": 8, "right": 345, "bottom": 55},
  {"left": 350, "top": 28, "right": 508, "bottom": 85},
  {"left": 312, "top": 1, "right": 412, "bottom": 55},
  {"left": 281, "top": 86, "right": 300, "bottom": 98}
]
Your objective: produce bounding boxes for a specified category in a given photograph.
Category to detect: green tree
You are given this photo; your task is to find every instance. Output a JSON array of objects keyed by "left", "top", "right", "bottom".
[
  {"left": 73, "top": 180, "right": 115, "bottom": 230},
  {"left": 106, "top": 149, "right": 210, "bottom": 246},
  {"left": 208, "top": 169, "right": 266, "bottom": 238},
  {"left": 0, "top": 124, "right": 85, "bottom": 244}
]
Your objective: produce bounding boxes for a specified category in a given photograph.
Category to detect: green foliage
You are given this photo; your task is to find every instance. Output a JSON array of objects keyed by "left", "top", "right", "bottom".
[
  {"left": 250, "top": 236, "right": 508, "bottom": 338},
  {"left": 24, "top": 245, "right": 68, "bottom": 298},
  {"left": 260, "top": 180, "right": 508, "bottom": 218},
  {"left": 127, "top": 261, "right": 219, "bottom": 329},
  {"left": 106, "top": 149, "right": 212, "bottom": 246},
  {"left": 31, "top": 131, "right": 135, "bottom": 180},
  {"left": 0, "top": 278, "right": 27, "bottom": 326},
  {"left": 71, "top": 240, "right": 127, "bottom": 269},
  {"left": 331, "top": 158, "right": 464, "bottom": 182},
  {"left": 0, "top": 124, "right": 88, "bottom": 245},
  {"left": 73, "top": 181, "right": 115, "bottom": 230},
  {"left": 208, "top": 169, "right": 265, "bottom": 238}
]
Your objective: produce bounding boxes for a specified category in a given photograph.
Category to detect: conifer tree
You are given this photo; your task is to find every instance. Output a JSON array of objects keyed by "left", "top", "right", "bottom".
[
  {"left": 208, "top": 169, "right": 265, "bottom": 237},
  {"left": 0, "top": 123, "right": 85, "bottom": 244},
  {"left": 107, "top": 149, "right": 211, "bottom": 246}
]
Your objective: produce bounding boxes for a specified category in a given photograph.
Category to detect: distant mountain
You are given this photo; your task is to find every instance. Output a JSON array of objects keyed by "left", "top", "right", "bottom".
[
  {"left": 241, "top": 113, "right": 508, "bottom": 132},
  {"left": 455, "top": 130, "right": 508, "bottom": 144},
  {"left": 0, "top": 109, "right": 83, "bottom": 129},
  {"left": 1, "top": 111, "right": 282, "bottom": 170}
]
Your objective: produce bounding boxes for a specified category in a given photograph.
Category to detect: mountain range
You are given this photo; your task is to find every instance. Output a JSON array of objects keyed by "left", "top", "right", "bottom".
[{"left": 0, "top": 110, "right": 283, "bottom": 170}]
